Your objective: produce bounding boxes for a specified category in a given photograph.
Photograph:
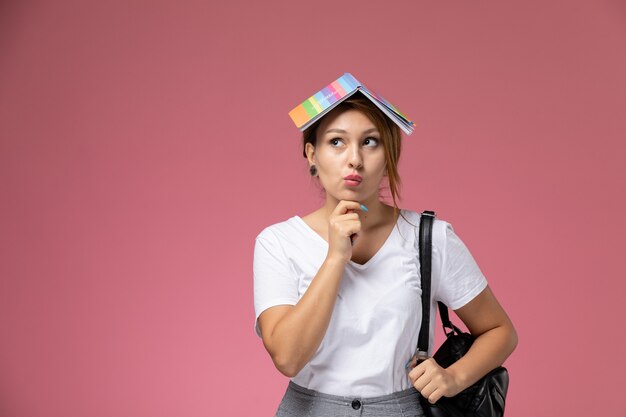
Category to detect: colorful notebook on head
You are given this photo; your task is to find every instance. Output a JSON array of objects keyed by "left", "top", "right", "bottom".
[{"left": 288, "top": 72, "right": 416, "bottom": 135}]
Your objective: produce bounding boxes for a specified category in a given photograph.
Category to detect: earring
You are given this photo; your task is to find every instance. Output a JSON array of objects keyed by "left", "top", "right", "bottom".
[{"left": 309, "top": 165, "right": 318, "bottom": 176}]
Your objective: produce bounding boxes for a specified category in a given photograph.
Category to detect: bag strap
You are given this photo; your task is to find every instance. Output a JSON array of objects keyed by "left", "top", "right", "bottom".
[
  {"left": 416, "top": 210, "right": 435, "bottom": 361},
  {"left": 416, "top": 210, "right": 462, "bottom": 360},
  {"left": 437, "top": 299, "right": 464, "bottom": 336}
]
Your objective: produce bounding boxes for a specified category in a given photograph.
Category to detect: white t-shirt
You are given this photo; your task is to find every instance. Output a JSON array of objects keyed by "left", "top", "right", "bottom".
[{"left": 253, "top": 209, "right": 488, "bottom": 397}]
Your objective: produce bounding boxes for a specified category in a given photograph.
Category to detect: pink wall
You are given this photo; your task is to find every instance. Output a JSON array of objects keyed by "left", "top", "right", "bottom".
[{"left": 1, "top": 1, "right": 624, "bottom": 416}]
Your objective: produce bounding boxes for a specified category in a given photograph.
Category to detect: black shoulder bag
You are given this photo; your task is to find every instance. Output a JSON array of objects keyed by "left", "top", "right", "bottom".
[{"left": 414, "top": 210, "right": 509, "bottom": 417}]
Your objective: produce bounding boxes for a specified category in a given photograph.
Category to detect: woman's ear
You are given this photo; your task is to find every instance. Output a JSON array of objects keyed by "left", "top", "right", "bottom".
[{"left": 305, "top": 142, "right": 316, "bottom": 165}]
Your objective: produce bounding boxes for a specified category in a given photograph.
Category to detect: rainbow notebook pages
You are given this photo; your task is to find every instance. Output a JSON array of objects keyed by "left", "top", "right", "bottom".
[{"left": 288, "top": 73, "right": 416, "bottom": 135}]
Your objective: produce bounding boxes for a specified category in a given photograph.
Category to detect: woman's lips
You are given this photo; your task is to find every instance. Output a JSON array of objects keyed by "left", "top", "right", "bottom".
[
  {"left": 343, "top": 174, "right": 362, "bottom": 187},
  {"left": 344, "top": 179, "right": 361, "bottom": 186}
]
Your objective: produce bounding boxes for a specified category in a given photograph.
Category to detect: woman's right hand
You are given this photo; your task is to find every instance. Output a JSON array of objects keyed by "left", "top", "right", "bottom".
[{"left": 326, "top": 200, "right": 366, "bottom": 264}]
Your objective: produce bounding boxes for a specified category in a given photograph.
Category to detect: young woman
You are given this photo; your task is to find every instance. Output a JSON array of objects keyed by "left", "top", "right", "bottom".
[{"left": 253, "top": 83, "right": 517, "bottom": 417}]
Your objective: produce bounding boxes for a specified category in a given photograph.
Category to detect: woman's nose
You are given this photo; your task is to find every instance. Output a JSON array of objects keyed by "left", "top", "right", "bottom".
[
  {"left": 349, "top": 157, "right": 363, "bottom": 169},
  {"left": 348, "top": 147, "right": 363, "bottom": 168}
]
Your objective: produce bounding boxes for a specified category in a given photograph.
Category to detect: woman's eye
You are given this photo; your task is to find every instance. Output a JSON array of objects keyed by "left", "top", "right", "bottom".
[
  {"left": 328, "top": 137, "right": 379, "bottom": 147},
  {"left": 364, "top": 137, "right": 379, "bottom": 146}
]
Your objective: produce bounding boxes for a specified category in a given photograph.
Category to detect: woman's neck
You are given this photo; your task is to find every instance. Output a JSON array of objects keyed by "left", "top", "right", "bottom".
[{"left": 321, "top": 199, "right": 395, "bottom": 232}]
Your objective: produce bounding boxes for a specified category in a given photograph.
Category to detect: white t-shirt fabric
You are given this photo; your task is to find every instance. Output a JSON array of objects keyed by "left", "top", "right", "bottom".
[{"left": 253, "top": 208, "right": 488, "bottom": 397}]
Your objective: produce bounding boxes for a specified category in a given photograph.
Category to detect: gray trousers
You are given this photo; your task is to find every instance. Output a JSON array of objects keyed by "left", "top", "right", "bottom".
[{"left": 275, "top": 381, "right": 426, "bottom": 417}]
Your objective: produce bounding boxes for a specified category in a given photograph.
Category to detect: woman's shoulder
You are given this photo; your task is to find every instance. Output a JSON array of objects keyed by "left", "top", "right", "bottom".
[
  {"left": 255, "top": 213, "right": 309, "bottom": 244},
  {"left": 399, "top": 208, "right": 452, "bottom": 229},
  {"left": 397, "top": 208, "right": 456, "bottom": 252}
]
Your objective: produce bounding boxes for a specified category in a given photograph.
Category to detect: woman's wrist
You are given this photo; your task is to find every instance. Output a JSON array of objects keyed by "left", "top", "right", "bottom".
[
  {"left": 445, "top": 364, "right": 471, "bottom": 393},
  {"left": 325, "top": 254, "right": 348, "bottom": 267}
]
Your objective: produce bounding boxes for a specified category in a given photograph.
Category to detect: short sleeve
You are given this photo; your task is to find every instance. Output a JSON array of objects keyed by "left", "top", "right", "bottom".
[
  {"left": 253, "top": 229, "right": 299, "bottom": 338},
  {"left": 435, "top": 221, "right": 488, "bottom": 310}
]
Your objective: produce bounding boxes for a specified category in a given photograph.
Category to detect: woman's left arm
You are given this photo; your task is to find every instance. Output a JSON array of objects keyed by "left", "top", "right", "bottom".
[{"left": 408, "top": 285, "right": 518, "bottom": 404}]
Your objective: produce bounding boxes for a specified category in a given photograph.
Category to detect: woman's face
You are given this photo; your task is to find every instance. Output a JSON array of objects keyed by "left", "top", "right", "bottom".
[{"left": 306, "top": 108, "right": 387, "bottom": 204}]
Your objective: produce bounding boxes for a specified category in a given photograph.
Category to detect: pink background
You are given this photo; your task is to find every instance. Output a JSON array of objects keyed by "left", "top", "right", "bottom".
[{"left": 1, "top": 1, "right": 624, "bottom": 416}]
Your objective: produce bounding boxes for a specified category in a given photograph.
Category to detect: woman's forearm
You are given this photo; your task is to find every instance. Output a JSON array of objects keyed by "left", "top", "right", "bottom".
[
  {"left": 446, "top": 322, "right": 518, "bottom": 390},
  {"left": 268, "top": 255, "right": 346, "bottom": 377}
]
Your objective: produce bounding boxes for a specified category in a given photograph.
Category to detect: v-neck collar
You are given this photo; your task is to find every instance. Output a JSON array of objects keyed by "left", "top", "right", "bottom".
[{"left": 294, "top": 209, "right": 404, "bottom": 269}]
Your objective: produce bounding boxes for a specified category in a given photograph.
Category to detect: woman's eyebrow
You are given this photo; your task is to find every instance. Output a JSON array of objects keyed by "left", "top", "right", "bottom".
[{"left": 324, "top": 128, "right": 379, "bottom": 135}]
